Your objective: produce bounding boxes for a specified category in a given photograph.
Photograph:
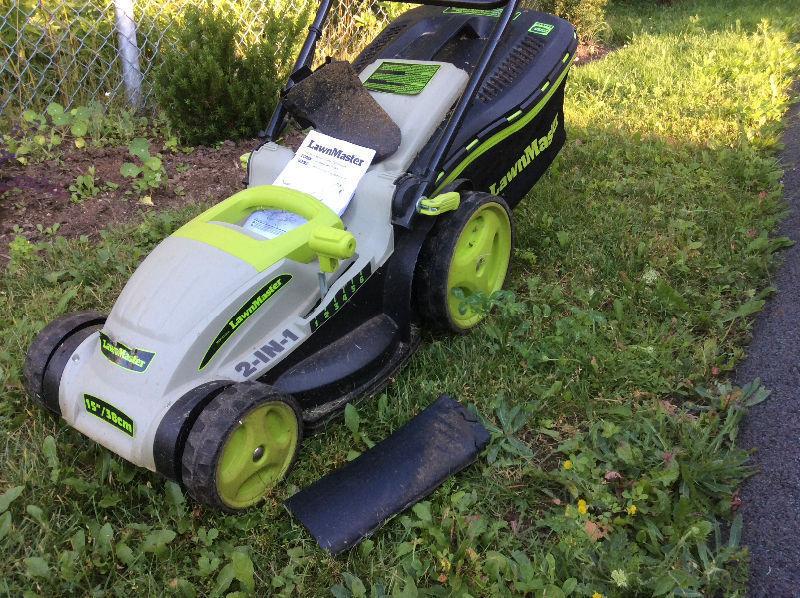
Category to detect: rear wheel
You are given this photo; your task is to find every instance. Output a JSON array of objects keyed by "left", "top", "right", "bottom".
[
  {"left": 24, "top": 310, "right": 106, "bottom": 415},
  {"left": 181, "top": 382, "right": 302, "bottom": 511},
  {"left": 415, "top": 191, "right": 514, "bottom": 332}
]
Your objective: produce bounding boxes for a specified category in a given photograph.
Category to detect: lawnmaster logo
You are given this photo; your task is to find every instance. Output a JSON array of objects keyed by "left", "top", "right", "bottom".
[
  {"left": 99, "top": 332, "right": 155, "bottom": 373},
  {"left": 199, "top": 273, "right": 292, "bottom": 370},
  {"left": 306, "top": 139, "right": 365, "bottom": 166},
  {"left": 490, "top": 115, "right": 559, "bottom": 196}
]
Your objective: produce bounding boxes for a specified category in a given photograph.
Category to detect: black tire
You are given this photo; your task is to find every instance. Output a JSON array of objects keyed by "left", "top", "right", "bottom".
[
  {"left": 24, "top": 310, "right": 106, "bottom": 415},
  {"left": 414, "top": 191, "right": 515, "bottom": 333},
  {"left": 181, "top": 381, "right": 303, "bottom": 512}
]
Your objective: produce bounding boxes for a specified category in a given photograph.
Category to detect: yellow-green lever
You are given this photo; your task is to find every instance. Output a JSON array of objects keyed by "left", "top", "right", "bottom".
[
  {"left": 309, "top": 227, "right": 356, "bottom": 273},
  {"left": 417, "top": 191, "right": 461, "bottom": 216}
]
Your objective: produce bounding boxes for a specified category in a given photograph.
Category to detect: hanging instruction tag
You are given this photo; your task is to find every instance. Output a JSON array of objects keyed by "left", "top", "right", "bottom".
[{"left": 274, "top": 131, "right": 375, "bottom": 216}]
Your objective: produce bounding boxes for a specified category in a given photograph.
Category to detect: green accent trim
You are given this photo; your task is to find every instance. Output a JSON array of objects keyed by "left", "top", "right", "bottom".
[
  {"left": 507, "top": 110, "right": 523, "bottom": 122},
  {"left": 436, "top": 171, "right": 444, "bottom": 182},
  {"left": 216, "top": 401, "right": 298, "bottom": 509},
  {"left": 489, "top": 114, "right": 559, "bottom": 195},
  {"left": 466, "top": 139, "right": 479, "bottom": 151},
  {"left": 200, "top": 274, "right": 292, "bottom": 370},
  {"left": 541, "top": 81, "right": 551, "bottom": 92},
  {"left": 418, "top": 191, "right": 461, "bottom": 216},
  {"left": 364, "top": 62, "right": 440, "bottom": 96},
  {"left": 173, "top": 186, "right": 351, "bottom": 272},
  {"left": 563, "top": 53, "right": 571, "bottom": 63},
  {"left": 433, "top": 63, "right": 571, "bottom": 195},
  {"left": 447, "top": 202, "right": 512, "bottom": 329},
  {"left": 84, "top": 394, "right": 134, "bottom": 436},
  {"left": 99, "top": 332, "right": 155, "bottom": 373}
]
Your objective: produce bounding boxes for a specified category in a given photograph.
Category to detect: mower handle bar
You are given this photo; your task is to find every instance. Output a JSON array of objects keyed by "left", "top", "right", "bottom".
[
  {"left": 263, "top": 0, "right": 521, "bottom": 206},
  {"left": 382, "top": 0, "right": 509, "bottom": 7}
]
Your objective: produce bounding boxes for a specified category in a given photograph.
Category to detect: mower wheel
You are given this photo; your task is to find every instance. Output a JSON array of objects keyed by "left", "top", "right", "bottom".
[
  {"left": 24, "top": 310, "right": 106, "bottom": 415},
  {"left": 181, "top": 382, "right": 302, "bottom": 511},
  {"left": 415, "top": 191, "right": 514, "bottom": 332}
]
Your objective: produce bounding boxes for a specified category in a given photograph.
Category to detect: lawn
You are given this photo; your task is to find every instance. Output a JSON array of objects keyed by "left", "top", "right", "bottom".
[{"left": 1, "top": 0, "right": 798, "bottom": 596}]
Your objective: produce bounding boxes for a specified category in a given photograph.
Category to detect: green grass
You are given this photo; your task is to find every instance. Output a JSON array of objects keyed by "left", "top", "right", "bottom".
[
  {"left": 1, "top": 1, "right": 799, "bottom": 596},
  {"left": 607, "top": 0, "right": 800, "bottom": 45}
]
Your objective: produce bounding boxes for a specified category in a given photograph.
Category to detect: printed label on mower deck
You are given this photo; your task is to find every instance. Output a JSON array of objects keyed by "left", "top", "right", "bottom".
[
  {"left": 364, "top": 62, "right": 441, "bottom": 96},
  {"left": 310, "top": 262, "right": 373, "bottom": 332},
  {"left": 235, "top": 328, "right": 299, "bottom": 378},
  {"left": 443, "top": 7, "right": 503, "bottom": 17},
  {"left": 442, "top": 7, "right": 523, "bottom": 19},
  {"left": 99, "top": 332, "right": 155, "bottom": 373},
  {"left": 84, "top": 394, "right": 134, "bottom": 436},
  {"left": 489, "top": 115, "right": 559, "bottom": 196},
  {"left": 243, "top": 209, "right": 307, "bottom": 240},
  {"left": 200, "top": 274, "right": 292, "bottom": 370},
  {"left": 529, "top": 21, "right": 555, "bottom": 36}
]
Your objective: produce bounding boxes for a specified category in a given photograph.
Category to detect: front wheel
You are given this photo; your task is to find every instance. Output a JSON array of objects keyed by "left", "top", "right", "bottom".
[
  {"left": 415, "top": 191, "right": 514, "bottom": 332},
  {"left": 24, "top": 310, "right": 107, "bottom": 415},
  {"left": 181, "top": 382, "right": 302, "bottom": 511}
]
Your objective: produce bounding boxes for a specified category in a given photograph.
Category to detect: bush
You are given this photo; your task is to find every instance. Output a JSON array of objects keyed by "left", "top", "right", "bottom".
[
  {"left": 154, "top": 2, "right": 307, "bottom": 145},
  {"left": 524, "top": 0, "right": 609, "bottom": 41}
]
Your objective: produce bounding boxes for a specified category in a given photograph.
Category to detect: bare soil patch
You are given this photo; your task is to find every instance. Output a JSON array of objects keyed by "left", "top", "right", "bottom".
[
  {"left": 575, "top": 41, "right": 610, "bottom": 65},
  {"left": 0, "top": 138, "right": 256, "bottom": 262}
]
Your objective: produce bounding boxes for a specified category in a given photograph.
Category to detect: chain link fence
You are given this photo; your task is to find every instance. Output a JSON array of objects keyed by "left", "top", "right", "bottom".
[
  {"left": 1, "top": 0, "right": 599, "bottom": 120},
  {"left": 0, "top": 0, "right": 405, "bottom": 118}
]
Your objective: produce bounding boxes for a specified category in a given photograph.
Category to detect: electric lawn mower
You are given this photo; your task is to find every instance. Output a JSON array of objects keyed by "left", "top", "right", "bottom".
[{"left": 24, "top": 0, "right": 577, "bottom": 511}]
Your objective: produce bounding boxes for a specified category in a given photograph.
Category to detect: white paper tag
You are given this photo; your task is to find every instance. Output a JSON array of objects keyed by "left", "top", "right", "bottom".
[
  {"left": 243, "top": 210, "right": 307, "bottom": 239},
  {"left": 273, "top": 131, "right": 375, "bottom": 215}
]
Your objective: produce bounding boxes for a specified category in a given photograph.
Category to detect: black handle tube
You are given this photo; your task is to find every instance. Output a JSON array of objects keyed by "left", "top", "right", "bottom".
[
  {"left": 264, "top": 0, "right": 334, "bottom": 141},
  {"left": 420, "top": 0, "right": 519, "bottom": 195}
]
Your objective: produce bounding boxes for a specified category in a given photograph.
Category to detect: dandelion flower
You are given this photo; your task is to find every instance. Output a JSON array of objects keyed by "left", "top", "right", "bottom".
[
  {"left": 627, "top": 504, "right": 638, "bottom": 516},
  {"left": 563, "top": 460, "right": 573, "bottom": 470},
  {"left": 592, "top": 592, "right": 604, "bottom": 598},
  {"left": 578, "top": 499, "right": 588, "bottom": 515}
]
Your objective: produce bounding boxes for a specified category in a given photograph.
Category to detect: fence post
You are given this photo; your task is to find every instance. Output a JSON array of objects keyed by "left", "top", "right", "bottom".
[{"left": 114, "top": 0, "right": 143, "bottom": 109}]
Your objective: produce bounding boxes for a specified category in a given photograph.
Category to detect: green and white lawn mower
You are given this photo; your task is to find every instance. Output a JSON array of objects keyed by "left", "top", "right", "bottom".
[{"left": 25, "top": 0, "right": 577, "bottom": 511}]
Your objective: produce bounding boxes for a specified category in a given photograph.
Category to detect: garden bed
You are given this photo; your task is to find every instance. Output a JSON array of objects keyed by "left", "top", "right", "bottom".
[{"left": 0, "top": 139, "right": 254, "bottom": 265}]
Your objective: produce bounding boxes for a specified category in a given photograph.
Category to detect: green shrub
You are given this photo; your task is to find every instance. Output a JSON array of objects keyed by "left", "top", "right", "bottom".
[
  {"left": 154, "top": 2, "right": 307, "bottom": 145},
  {"left": 525, "top": 0, "right": 609, "bottom": 41}
]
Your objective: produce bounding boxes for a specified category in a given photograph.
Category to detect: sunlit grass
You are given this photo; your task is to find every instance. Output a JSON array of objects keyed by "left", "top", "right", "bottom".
[{"left": 1, "top": 1, "right": 798, "bottom": 595}]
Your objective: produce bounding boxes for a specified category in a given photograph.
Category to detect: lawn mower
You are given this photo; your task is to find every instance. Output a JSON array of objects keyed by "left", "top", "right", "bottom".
[{"left": 24, "top": 0, "right": 577, "bottom": 511}]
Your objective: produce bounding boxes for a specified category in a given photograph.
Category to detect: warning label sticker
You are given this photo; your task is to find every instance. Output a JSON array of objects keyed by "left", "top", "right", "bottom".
[
  {"left": 364, "top": 62, "right": 441, "bottom": 96},
  {"left": 529, "top": 21, "right": 555, "bottom": 36},
  {"left": 443, "top": 7, "right": 503, "bottom": 17}
]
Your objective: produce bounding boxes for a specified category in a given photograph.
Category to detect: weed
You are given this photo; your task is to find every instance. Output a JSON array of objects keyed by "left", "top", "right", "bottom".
[
  {"left": 1, "top": 102, "right": 101, "bottom": 164},
  {"left": 35, "top": 223, "right": 62, "bottom": 237},
  {"left": 68, "top": 167, "right": 100, "bottom": 204},
  {"left": 1, "top": 101, "right": 156, "bottom": 166},
  {"left": 120, "top": 138, "right": 166, "bottom": 194}
]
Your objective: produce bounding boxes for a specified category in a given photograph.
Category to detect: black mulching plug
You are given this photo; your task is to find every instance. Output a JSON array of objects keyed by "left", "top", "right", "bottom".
[{"left": 285, "top": 395, "right": 490, "bottom": 554}]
